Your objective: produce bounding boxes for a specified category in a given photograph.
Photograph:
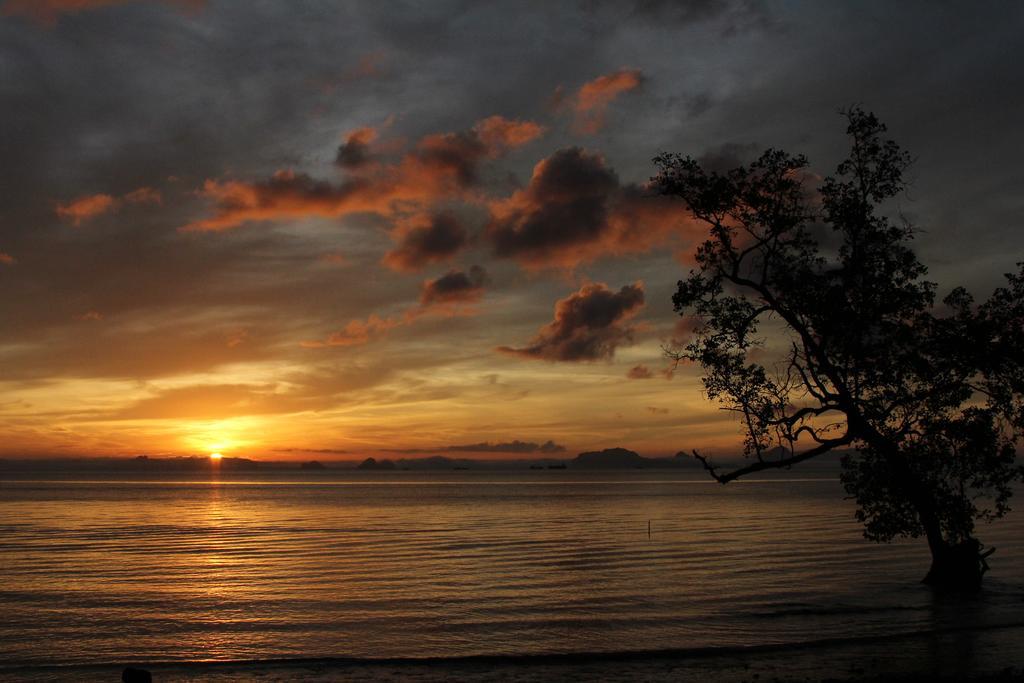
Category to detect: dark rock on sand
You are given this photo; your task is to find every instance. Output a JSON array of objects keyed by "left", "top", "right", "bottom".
[{"left": 122, "top": 667, "right": 152, "bottom": 683}]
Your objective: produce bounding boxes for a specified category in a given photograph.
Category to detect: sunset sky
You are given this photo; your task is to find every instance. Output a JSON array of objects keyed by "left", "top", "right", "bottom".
[{"left": 2, "top": 1, "right": 1023, "bottom": 460}]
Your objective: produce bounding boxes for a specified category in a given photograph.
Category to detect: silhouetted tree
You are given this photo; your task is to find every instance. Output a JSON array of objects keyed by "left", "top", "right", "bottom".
[{"left": 653, "top": 108, "right": 1024, "bottom": 590}]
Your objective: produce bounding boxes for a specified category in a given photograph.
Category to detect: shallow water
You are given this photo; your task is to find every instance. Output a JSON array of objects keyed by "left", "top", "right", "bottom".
[{"left": 1, "top": 470, "right": 1022, "bottom": 669}]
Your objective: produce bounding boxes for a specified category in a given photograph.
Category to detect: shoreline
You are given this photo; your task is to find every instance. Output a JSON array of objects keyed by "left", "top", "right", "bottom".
[{"left": 4, "top": 622, "right": 1024, "bottom": 682}]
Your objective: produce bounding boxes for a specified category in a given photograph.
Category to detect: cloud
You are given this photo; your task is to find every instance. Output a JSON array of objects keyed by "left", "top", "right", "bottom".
[
  {"left": 627, "top": 364, "right": 653, "bottom": 379},
  {"left": 304, "top": 266, "right": 489, "bottom": 347},
  {"left": 487, "top": 147, "right": 691, "bottom": 269},
  {"left": 301, "top": 313, "right": 404, "bottom": 348},
  {"left": 499, "top": 281, "right": 645, "bottom": 361},
  {"left": 2, "top": 0, "right": 204, "bottom": 26},
  {"left": 446, "top": 439, "right": 566, "bottom": 453},
  {"left": 73, "top": 310, "right": 103, "bottom": 321},
  {"left": 181, "top": 171, "right": 382, "bottom": 232},
  {"left": 335, "top": 126, "right": 378, "bottom": 169},
  {"left": 183, "top": 115, "right": 544, "bottom": 232},
  {"left": 413, "top": 115, "right": 542, "bottom": 186},
  {"left": 55, "top": 194, "right": 117, "bottom": 226},
  {"left": 382, "top": 212, "right": 468, "bottom": 271},
  {"left": 473, "top": 115, "right": 546, "bottom": 150},
  {"left": 646, "top": 406, "right": 670, "bottom": 414},
  {"left": 387, "top": 439, "right": 566, "bottom": 454},
  {"left": 419, "top": 266, "right": 488, "bottom": 307},
  {"left": 0, "top": 251, "right": 15, "bottom": 265},
  {"left": 570, "top": 68, "right": 643, "bottom": 134},
  {"left": 55, "top": 187, "right": 162, "bottom": 226},
  {"left": 123, "top": 186, "right": 163, "bottom": 205}
]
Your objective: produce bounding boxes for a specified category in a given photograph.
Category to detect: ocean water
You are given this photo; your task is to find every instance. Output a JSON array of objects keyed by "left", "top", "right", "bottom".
[{"left": 1, "top": 470, "right": 1023, "bottom": 672}]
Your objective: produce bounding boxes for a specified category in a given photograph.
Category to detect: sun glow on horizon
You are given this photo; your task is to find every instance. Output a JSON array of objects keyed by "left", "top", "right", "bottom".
[{"left": 209, "top": 452, "right": 223, "bottom": 461}]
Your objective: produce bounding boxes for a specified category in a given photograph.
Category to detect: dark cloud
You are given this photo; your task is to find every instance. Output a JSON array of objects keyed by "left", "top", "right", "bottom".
[
  {"left": 499, "top": 281, "right": 645, "bottom": 361},
  {"left": 446, "top": 439, "right": 566, "bottom": 454},
  {"left": 383, "top": 212, "right": 468, "bottom": 272},
  {"left": 386, "top": 439, "right": 566, "bottom": 454},
  {"left": 487, "top": 147, "right": 692, "bottom": 269},
  {"left": 335, "top": 127, "right": 377, "bottom": 169},
  {"left": 411, "top": 131, "right": 488, "bottom": 187},
  {"left": 419, "top": 266, "right": 488, "bottom": 306}
]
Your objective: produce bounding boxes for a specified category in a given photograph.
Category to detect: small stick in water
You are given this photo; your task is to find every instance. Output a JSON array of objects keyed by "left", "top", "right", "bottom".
[{"left": 648, "top": 520, "right": 651, "bottom": 539}]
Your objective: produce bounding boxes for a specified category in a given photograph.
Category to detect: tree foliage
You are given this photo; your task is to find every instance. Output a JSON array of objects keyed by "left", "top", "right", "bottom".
[{"left": 653, "top": 109, "right": 1024, "bottom": 584}]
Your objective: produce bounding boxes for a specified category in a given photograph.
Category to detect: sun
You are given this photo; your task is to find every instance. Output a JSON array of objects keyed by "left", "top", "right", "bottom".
[{"left": 209, "top": 452, "right": 223, "bottom": 461}]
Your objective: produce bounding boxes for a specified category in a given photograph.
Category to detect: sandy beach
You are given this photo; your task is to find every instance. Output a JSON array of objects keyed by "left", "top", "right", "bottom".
[{"left": 3, "top": 622, "right": 1022, "bottom": 682}]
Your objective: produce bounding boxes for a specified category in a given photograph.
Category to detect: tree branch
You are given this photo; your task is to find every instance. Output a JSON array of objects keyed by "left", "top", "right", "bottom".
[{"left": 688, "top": 432, "right": 853, "bottom": 484}]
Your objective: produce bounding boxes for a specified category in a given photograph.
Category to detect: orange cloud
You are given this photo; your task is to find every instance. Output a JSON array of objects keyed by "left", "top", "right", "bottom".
[
  {"left": 181, "top": 171, "right": 386, "bottom": 232},
  {"left": 301, "top": 314, "right": 404, "bottom": 348},
  {"left": 473, "top": 115, "right": 545, "bottom": 150},
  {"left": 570, "top": 68, "right": 644, "bottom": 134},
  {"left": 56, "top": 194, "right": 117, "bottom": 226},
  {"left": 0, "top": 251, "right": 15, "bottom": 265},
  {"left": 55, "top": 186, "right": 162, "bottom": 225},
  {"left": 2, "top": 0, "right": 203, "bottom": 25},
  {"left": 73, "top": 310, "right": 103, "bottom": 321},
  {"left": 183, "top": 116, "right": 544, "bottom": 233}
]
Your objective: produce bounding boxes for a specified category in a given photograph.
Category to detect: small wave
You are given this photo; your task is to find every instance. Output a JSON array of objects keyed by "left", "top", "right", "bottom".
[
  {"left": 749, "top": 602, "right": 929, "bottom": 619},
  {"left": 3, "top": 620, "right": 1024, "bottom": 675}
]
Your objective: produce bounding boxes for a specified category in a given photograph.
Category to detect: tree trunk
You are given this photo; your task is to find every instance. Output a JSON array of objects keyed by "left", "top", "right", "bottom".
[
  {"left": 922, "top": 536, "right": 987, "bottom": 591},
  {"left": 897, "top": 461, "right": 987, "bottom": 591},
  {"left": 861, "top": 426, "right": 988, "bottom": 591}
]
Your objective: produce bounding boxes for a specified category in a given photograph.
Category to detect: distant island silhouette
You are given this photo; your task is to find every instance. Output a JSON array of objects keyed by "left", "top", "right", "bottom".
[{"left": 0, "top": 449, "right": 847, "bottom": 474}]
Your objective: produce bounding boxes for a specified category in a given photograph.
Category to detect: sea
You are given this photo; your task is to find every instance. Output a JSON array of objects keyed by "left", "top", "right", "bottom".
[{"left": 1, "top": 468, "right": 1023, "bottom": 680}]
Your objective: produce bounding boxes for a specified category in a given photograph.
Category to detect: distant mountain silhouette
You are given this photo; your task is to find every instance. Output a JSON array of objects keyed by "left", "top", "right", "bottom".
[
  {"left": 573, "top": 447, "right": 648, "bottom": 468},
  {"left": 572, "top": 447, "right": 707, "bottom": 469},
  {"left": 300, "top": 460, "right": 326, "bottom": 470},
  {"left": 356, "top": 457, "right": 397, "bottom": 471}
]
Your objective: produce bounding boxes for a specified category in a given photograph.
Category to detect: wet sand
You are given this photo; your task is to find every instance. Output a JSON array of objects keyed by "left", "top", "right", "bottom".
[{"left": 3, "top": 622, "right": 1022, "bottom": 682}]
